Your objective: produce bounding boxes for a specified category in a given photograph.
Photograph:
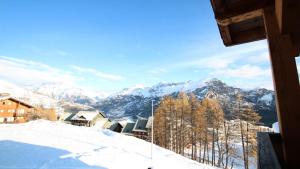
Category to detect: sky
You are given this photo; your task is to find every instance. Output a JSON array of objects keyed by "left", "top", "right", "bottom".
[{"left": 0, "top": 0, "right": 298, "bottom": 94}]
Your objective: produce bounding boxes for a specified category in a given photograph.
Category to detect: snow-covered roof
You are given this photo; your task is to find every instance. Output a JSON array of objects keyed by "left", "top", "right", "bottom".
[
  {"left": 94, "top": 118, "right": 110, "bottom": 128},
  {"left": 121, "top": 122, "right": 135, "bottom": 134},
  {"left": 133, "top": 118, "right": 148, "bottom": 132},
  {"left": 109, "top": 122, "right": 122, "bottom": 131},
  {"left": 0, "top": 96, "right": 34, "bottom": 108},
  {"left": 71, "top": 111, "right": 101, "bottom": 121},
  {"left": 146, "top": 116, "right": 153, "bottom": 129}
]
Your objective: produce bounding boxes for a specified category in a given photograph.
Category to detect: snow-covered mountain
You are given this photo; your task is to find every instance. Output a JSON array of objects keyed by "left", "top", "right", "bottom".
[
  {"left": 28, "top": 82, "right": 107, "bottom": 105},
  {"left": 0, "top": 78, "right": 277, "bottom": 126},
  {"left": 0, "top": 80, "right": 95, "bottom": 112},
  {"left": 97, "top": 79, "right": 277, "bottom": 126}
]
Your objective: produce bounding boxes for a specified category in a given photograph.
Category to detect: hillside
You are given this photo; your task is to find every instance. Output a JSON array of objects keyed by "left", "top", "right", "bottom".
[
  {"left": 0, "top": 78, "right": 277, "bottom": 126},
  {"left": 98, "top": 79, "right": 277, "bottom": 126},
  {"left": 0, "top": 120, "right": 219, "bottom": 169}
]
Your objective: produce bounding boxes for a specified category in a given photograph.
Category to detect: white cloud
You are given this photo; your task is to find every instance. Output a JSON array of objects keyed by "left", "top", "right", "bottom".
[
  {"left": 246, "top": 51, "right": 270, "bottom": 63},
  {"left": 167, "top": 41, "right": 268, "bottom": 70},
  {"left": 0, "top": 56, "right": 79, "bottom": 86},
  {"left": 212, "top": 65, "right": 271, "bottom": 79},
  {"left": 71, "top": 65, "right": 124, "bottom": 81}
]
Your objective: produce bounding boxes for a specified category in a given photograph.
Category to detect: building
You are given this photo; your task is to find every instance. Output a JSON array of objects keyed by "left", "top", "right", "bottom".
[
  {"left": 121, "top": 122, "right": 135, "bottom": 136},
  {"left": 70, "top": 110, "right": 106, "bottom": 127},
  {"left": 0, "top": 94, "right": 34, "bottom": 123},
  {"left": 145, "top": 116, "right": 153, "bottom": 141},
  {"left": 132, "top": 118, "right": 148, "bottom": 140},
  {"left": 108, "top": 122, "right": 123, "bottom": 133}
]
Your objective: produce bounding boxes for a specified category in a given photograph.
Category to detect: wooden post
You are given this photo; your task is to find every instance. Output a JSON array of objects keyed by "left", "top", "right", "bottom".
[{"left": 263, "top": 6, "right": 300, "bottom": 169}]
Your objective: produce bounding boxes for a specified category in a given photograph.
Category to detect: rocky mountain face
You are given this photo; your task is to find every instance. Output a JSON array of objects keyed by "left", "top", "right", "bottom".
[
  {"left": 0, "top": 79, "right": 277, "bottom": 126},
  {"left": 96, "top": 79, "right": 277, "bottom": 126}
]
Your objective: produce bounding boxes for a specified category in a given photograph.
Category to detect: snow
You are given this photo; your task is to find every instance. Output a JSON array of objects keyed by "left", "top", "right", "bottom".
[
  {"left": 258, "top": 93, "right": 273, "bottom": 105},
  {"left": 0, "top": 120, "right": 220, "bottom": 169},
  {"left": 272, "top": 122, "right": 280, "bottom": 133},
  {"left": 111, "top": 80, "right": 205, "bottom": 98},
  {"left": 71, "top": 111, "right": 100, "bottom": 121}
]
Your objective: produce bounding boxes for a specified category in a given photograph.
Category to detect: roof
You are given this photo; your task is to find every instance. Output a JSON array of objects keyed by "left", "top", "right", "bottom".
[
  {"left": 121, "top": 122, "right": 135, "bottom": 134},
  {"left": 94, "top": 118, "right": 110, "bottom": 128},
  {"left": 0, "top": 96, "right": 34, "bottom": 108},
  {"left": 132, "top": 118, "right": 148, "bottom": 132},
  {"left": 71, "top": 111, "right": 100, "bottom": 121},
  {"left": 109, "top": 122, "right": 122, "bottom": 131},
  {"left": 210, "top": 0, "right": 300, "bottom": 55},
  {"left": 59, "top": 112, "right": 73, "bottom": 121},
  {"left": 146, "top": 116, "right": 153, "bottom": 129},
  {"left": 210, "top": 0, "right": 272, "bottom": 46}
]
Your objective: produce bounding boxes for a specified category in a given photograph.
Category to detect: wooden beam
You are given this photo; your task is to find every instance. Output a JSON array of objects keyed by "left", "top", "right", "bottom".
[
  {"left": 216, "top": 9, "right": 263, "bottom": 26},
  {"left": 275, "top": 0, "right": 300, "bottom": 34},
  {"left": 218, "top": 25, "right": 232, "bottom": 46},
  {"left": 263, "top": 6, "right": 300, "bottom": 169},
  {"left": 230, "top": 26, "right": 266, "bottom": 46},
  {"left": 211, "top": 0, "right": 273, "bottom": 20},
  {"left": 275, "top": 0, "right": 300, "bottom": 56}
]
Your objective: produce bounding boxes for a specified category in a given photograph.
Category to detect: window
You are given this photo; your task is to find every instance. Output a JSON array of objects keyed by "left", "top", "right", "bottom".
[
  {"left": 0, "top": 110, "right": 3, "bottom": 113},
  {"left": 8, "top": 101, "right": 12, "bottom": 105},
  {"left": 2, "top": 101, "right": 5, "bottom": 105},
  {"left": 7, "top": 117, "right": 14, "bottom": 122},
  {"left": 18, "top": 109, "right": 25, "bottom": 114}
]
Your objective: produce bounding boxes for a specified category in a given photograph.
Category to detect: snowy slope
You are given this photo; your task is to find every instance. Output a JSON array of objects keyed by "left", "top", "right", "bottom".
[{"left": 0, "top": 120, "right": 219, "bottom": 169}]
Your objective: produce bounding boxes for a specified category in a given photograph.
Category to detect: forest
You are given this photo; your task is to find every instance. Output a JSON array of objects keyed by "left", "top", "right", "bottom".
[{"left": 153, "top": 92, "right": 266, "bottom": 169}]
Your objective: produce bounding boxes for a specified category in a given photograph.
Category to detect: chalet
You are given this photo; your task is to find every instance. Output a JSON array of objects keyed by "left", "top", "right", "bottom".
[
  {"left": 108, "top": 122, "right": 123, "bottom": 133},
  {"left": 70, "top": 110, "right": 106, "bottom": 127},
  {"left": 121, "top": 122, "right": 135, "bottom": 136},
  {"left": 132, "top": 118, "right": 148, "bottom": 140},
  {"left": 0, "top": 94, "right": 34, "bottom": 123},
  {"left": 145, "top": 116, "right": 153, "bottom": 140}
]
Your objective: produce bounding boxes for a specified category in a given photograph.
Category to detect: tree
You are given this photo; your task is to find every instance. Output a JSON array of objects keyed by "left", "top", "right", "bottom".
[
  {"left": 200, "top": 97, "right": 224, "bottom": 166},
  {"left": 234, "top": 94, "right": 261, "bottom": 169}
]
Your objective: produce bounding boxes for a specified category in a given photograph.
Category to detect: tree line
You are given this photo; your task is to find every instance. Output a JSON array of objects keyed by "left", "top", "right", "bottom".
[{"left": 153, "top": 92, "right": 261, "bottom": 169}]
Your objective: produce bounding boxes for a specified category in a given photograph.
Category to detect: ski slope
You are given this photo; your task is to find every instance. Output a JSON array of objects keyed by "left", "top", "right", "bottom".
[{"left": 0, "top": 120, "right": 219, "bottom": 169}]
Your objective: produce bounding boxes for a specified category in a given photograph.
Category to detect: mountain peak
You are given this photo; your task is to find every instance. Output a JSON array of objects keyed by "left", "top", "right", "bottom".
[{"left": 205, "top": 78, "right": 226, "bottom": 87}]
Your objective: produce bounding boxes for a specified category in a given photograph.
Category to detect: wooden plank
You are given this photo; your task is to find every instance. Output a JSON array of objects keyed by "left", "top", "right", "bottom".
[
  {"left": 216, "top": 9, "right": 263, "bottom": 26},
  {"left": 275, "top": 0, "right": 300, "bottom": 34},
  {"left": 211, "top": 0, "right": 273, "bottom": 20},
  {"left": 218, "top": 25, "right": 232, "bottom": 46},
  {"left": 275, "top": 0, "right": 300, "bottom": 56},
  {"left": 263, "top": 6, "right": 300, "bottom": 169},
  {"left": 230, "top": 26, "right": 266, "bottom": 46}
]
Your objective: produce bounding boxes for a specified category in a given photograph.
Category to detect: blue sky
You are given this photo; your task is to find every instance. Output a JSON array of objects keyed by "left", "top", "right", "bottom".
[{"left": 1, "top": 0, "right": 293, "bottom": 94}]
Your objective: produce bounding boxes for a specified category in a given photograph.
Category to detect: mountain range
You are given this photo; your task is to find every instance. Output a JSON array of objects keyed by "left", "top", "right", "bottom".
[{"left": 0, "top": 78, "right": 277, "bottom": 126}]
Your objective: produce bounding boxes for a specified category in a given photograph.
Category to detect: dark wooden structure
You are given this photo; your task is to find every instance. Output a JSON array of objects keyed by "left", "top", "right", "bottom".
[
  {"left": 108, "top": 122, "right": 123, "bottom": 133},
  {"left": 210, "top": 0, "right": 300, "bottom": 168}
]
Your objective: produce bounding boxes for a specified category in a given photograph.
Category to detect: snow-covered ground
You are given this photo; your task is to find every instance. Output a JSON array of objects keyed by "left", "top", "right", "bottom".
[{"left": 0, "top": 120, "right": 220, "bottom": 169}]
